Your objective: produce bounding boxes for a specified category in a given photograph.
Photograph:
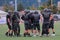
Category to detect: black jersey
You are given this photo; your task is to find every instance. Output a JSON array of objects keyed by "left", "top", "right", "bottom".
[
  {"left": 33, "top": 12, "right": 40, "bottom": 23},
  {"left": 28, "top": 12, "right": 34, "bottom": 23},
  {"left": 21, "top": 13, "right": 30, "bottom": 24},
  {"left": 42, "top": 12, "right": 51, "bottom": 23},
  {"left": 50, "top": 18, "right": 54, "bottom": 23},
  {"left": 12, "top": 12, "right": 20, "bottom": 23},
  {"left": 6, "top": 14, "right": 11, "bottom": 24}
]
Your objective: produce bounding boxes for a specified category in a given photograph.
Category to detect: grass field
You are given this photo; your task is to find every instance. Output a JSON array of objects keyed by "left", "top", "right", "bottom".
[{"left": 0, "top": 21, "right": 60, "bottom": 40}]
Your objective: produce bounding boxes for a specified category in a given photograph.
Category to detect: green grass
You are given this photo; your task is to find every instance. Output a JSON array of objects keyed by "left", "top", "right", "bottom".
[{"left": 0, "top": 21, "right": 60, "bottom": 40}]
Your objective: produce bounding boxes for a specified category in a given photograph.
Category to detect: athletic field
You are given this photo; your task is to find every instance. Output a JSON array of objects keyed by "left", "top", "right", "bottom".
[{"left": 0, "top": 21, "right": 60, "bottom": 40}]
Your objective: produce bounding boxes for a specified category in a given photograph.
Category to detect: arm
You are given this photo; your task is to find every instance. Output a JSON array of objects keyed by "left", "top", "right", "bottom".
[
  {"left": 17, "top": 13, "right": 20, "bottom": 19},
  {"left": 21, "top": 15, "right": 25, "bottom": 20},
  {"left": 50, "top": 14, "right": 53, "bottom": 21},
  {"left": 8, "top": 18, "right": 10, "bottom": 23},
  {"left": 6, "top": 15, "right": 11, "bottom": 24},
  {"left": 40, "top": 13, "right": 43, "bottom": 23}
]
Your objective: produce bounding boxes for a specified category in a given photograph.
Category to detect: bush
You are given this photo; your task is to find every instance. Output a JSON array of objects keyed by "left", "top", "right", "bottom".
[
  {"left": 38, "top": 6, "right": 44, "bottom": 10},
  {"left": 3, "top": 4, "right": 14, "bottom": 12},
  {"left": 3, "top": 5, "right": 8, "bottom": 12}
]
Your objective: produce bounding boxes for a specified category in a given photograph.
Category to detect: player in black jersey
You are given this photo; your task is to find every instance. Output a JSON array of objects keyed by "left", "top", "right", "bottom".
[
  {"left": 21, "top": 11, "right": 31, "bottom": 37},
  {"left": 5, "top": 10, "right": 13, "bottom": 36},
  {"left": 49, "top": 16, "right": 55, "bottom": 36},
  {"left": 12, "top": 12, "right": 20, "bottom": 36},
  {"left": 32, "top": 11, "right": 42, "bottom": 36},
  {"left": 42, "top": 8, "right": 53, "bottom": 36}
]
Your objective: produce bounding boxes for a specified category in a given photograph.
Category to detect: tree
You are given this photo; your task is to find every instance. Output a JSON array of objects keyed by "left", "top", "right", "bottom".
[
  {"left": 30, "top": 5, "right": 37, "bottom": 10},
  {"left": 52, "top": 5, "right": 58, "bottom": 14},
  {"left": 3, "top": 5, "right": 8, "bottom": 12},
  {"left": 17, "top": 3, "right": 24, "bottom": 11},
  {"left": 47, "top": 0, "right": 51, "bottom": 6},
  {"left": 3, "top": 4, "right": 14, "bottom": 12},
  {"left": 46, "top": 0, "right": 58, "bottom": 14},
  {"left": 26, "top": 7, "right": 30, "bottom": 10},
  {"left": 58, "top": 10, "right": 60, "bottom": 14},
  {"left": 38, "top": 6, "right": 44, "bottom": 10}
]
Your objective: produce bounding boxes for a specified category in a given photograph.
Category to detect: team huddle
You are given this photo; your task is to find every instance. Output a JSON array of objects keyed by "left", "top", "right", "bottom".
[{"left": 5, "top": 8, "right": 55, "bottom": 37}]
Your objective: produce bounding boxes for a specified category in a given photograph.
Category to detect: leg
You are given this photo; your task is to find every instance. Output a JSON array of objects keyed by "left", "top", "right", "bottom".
[
  {"left": 33, "top": 23, "right": 37, "bottom": 36},
  {"left": 5, "top": 24, "right": 11, "bottom": 36},
  {"left": 42, "top": 23, "right": 45, "bottom": 35},
  {"left": 24, "top": 24, "right": 28, "bottom": 37},
  {"left": 17, "top": 23, "right": 20, "bottom": 36},
  {"left": 45, "top": 23, "right": 49, "bottom": 35},
  {"left": 37, "top": 23, "right": 40, "bottom": 34}
]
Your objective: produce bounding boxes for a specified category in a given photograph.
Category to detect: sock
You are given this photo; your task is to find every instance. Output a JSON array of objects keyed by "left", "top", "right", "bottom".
[
  {"left": 53, "top": 32, "right": 55, "bottom": 34},
  {"left": 5, "top": 32, "right": 8, "bottom": 36},
  {"left": 27, "top": 33, "right": 30, "bottom": 36},
  {"left": 9, "top": 33, "right": 13, "bottom": 36},
  {"left": 24, "top": 33, "right": 27, "bottom": 37}
]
